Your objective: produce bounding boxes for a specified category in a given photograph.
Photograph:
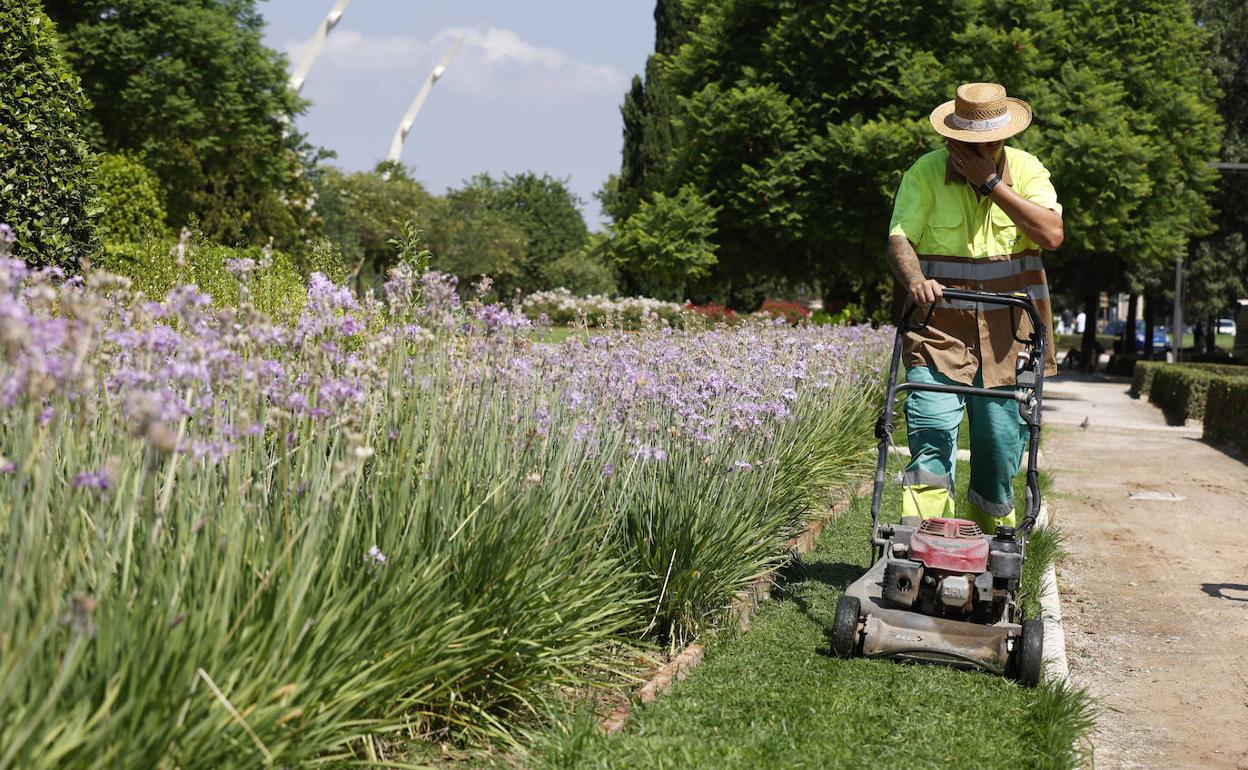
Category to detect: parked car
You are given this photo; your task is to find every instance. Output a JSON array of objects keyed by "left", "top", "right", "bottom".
[
  {"left": 1217, "top": 318, "right": 1237, "bottom": 337},
  {"left": 1102, "top": 319, "right": 1171, "bottom": 353}
]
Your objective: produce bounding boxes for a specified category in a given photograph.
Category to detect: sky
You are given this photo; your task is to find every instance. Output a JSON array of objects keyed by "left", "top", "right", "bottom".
[{"left": 259, "top": 0, "right": 655, "bottom": 228}]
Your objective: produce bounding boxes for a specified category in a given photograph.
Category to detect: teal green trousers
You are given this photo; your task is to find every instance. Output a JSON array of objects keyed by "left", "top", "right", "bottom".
[{"left": 901, "top": 365, "right": 1028, "bottom": 531}]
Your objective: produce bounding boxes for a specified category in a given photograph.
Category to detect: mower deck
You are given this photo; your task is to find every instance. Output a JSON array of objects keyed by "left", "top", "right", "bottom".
[{"left": 843, "top": 549, "right": 1021, "bottom": 674}]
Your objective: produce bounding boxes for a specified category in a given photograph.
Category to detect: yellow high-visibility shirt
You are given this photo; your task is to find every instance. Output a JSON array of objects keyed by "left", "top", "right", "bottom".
[
  {"left": 888, "top": 146, "right": 1061, "bottom": 258},
  {"left": 886, "top": 146, "right": 1062, "bottom": 388}
]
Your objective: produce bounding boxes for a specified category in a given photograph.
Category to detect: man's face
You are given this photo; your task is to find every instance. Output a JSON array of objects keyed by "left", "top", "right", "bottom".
[{"left": 949, "top": 138, "right": 1005, "bottom": 162}]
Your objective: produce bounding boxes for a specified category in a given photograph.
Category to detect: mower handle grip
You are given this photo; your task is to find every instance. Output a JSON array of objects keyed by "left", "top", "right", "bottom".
[{"left": 893, "top": 381, "right": 1029, "bottom": 403}]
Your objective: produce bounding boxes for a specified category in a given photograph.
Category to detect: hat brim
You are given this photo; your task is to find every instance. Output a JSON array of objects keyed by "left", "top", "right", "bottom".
[{"left": 929, "top": 97, "right": 1032, "bottom": 142}]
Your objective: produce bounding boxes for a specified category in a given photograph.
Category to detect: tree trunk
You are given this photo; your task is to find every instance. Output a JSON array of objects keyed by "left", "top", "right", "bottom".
[
  {"left": 1206, "top": 317, "right": 1218, "bottom": 354},
  {"left": 1124, "top": 291, "right": 1139, "bottom": 356},
  {"left": 1080, "top": 294, "right": 1098, "bottom": 372},
  {"left": 1193, "top": 314, "right": 1205, "bottom": 353}
]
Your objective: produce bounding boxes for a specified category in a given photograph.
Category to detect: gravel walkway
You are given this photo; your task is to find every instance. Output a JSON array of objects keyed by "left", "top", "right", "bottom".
[{"left": 1041, "top": 373, "right": 1248, "bottom": 770}]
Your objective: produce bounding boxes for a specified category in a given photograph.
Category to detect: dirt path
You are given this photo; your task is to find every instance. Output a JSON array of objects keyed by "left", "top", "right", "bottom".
[{"left": 1041, "top": 374, "right": 1248, "bottom": 770}]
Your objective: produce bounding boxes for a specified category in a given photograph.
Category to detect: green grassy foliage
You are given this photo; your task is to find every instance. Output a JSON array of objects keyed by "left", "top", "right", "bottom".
[
  {"left": 0, "top": 306, "right": 887, "bottom": 765},
  {"left": 1053, "top": 334, "right": 1115, "bottom": 354},
  {"left": 1203, "top": 376, "right": 1248, "bottom": 453},
  {"left": 526, "top": 466, "right": 1092, "bottom": 770},
  {"left": 100, "top": 235, "right": 309, "bottom": 320}
]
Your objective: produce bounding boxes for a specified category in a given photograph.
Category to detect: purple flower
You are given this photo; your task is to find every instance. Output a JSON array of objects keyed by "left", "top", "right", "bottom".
[
  {"left": 72, "top": 468, "right": 111, "bottom": 491},
  {"left": 732, "top": 460, "right": 753, "bottom": 471},
  {"left": 367, "top": 545, "right": 388, "bottom": 565},
  {"left": 632, "top": 445, "right": 669, "bottom": 462},
  {"left": 225, "top": 258, "right": 257, "bottom": 282}
]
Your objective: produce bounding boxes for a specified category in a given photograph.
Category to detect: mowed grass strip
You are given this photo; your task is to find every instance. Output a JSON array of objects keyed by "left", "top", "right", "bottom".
[{"left": 529, "top": 462, "right": 1093, "bottom": 770}]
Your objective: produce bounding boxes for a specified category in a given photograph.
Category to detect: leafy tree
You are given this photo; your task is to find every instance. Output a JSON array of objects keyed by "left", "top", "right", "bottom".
[
  {"left": 624, "top": 0, "right": 1220, "bottom": 314},
  {"left": 456, "top": 173, "right": 590, "bottom": 292},
  {"left": 312, "top": 163, "right": 437, "bottom": 291},
  {"left": 93, "top": 153, "right": 166, "bottom": 244},
  {"left": 426, "top": 188, "right": 528, "bottom": 294},
  {"left": 0, "top": 0, "right": 99, "bottom": 269},
  {"left": 541, "top": 237, "right": 619, "bottom": 296},
  {"left": 612, "top": 185, "right": 719, "bottom": 300},
  {"left": 43, "top": 0, "right": 309, "bottom": 246},
  {"left": 613, "top": 0, "right": 695, "bottom": 223},
  {"left": 1187, "top": 0, "right": 1248, "bottom": 351}
]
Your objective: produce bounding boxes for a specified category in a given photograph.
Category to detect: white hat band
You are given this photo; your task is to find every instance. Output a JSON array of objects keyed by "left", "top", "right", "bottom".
[{"left": 948, "top": 112, "right": 1012, "bottom": 131}]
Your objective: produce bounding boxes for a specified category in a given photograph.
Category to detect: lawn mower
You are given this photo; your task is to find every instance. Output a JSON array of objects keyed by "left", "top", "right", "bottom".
[{"left": 829, "top": 289, "right": 1047, "bottom": 686}]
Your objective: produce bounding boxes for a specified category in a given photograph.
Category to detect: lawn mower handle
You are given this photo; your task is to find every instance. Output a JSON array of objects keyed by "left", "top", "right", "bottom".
[{"left": 869, "top": 289, "right": 1047, "bottom": 558}]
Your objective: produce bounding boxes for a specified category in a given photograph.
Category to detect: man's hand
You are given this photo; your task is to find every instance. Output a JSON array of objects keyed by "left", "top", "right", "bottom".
[
  {"left": 947, "top": 139, "right": 997, "bottom": 187},
  {"left": 889, "top": 235, "right": 944, "bottom": 307},
  {"left": 908, "top": 277, "right": 944, "bottom": 305}
]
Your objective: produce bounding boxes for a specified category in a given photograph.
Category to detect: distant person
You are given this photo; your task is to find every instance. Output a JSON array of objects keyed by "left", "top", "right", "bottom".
[
  {"left": 1075, "top": 310, "right": 1087, "bottom": 334},
  {"left": 887, "top": 82, "right": 1063, "bottom": 533},
  {"left": 1061, "top": 307, "right": 1073, "bottom": 335}
]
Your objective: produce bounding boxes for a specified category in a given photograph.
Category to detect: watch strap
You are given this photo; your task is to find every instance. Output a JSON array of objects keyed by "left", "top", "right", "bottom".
[{"left": 978, "top": 174, "right": 1002, "bottom": 196}]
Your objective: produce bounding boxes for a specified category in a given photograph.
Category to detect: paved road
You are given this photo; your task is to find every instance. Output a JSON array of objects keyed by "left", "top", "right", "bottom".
[{"left": 1041, "top": 374, "right": 1248, "bottom": 770}]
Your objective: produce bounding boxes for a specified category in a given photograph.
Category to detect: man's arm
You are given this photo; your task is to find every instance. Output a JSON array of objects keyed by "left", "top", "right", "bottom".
[
  {"left": 987, "top": 184, "right": 1064, "bottom": 250},
  {"left": 947, "top": 141, "right": 1064, "bottom": 250},
  {"left": 889, "top": 235, "right": 944, "bottom": 304}
]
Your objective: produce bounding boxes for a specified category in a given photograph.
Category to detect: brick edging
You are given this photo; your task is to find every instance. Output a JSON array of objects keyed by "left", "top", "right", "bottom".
[{"left": 598, "top": 476, "right": 874, "bottom": 735}]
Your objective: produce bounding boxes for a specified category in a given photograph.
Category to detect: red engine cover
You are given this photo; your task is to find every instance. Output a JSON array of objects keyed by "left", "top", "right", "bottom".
[{"left": 909, "top": 518, "right": 989, "bottom": 573}]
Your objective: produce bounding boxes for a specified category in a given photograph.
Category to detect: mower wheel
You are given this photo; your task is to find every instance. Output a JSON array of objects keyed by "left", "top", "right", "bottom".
[
  {"left": 1016, "top": 618, "right": 1044, "bottom": 686},
  {"left": 830, "top": 596, "right": 862, "bottom": 658}
]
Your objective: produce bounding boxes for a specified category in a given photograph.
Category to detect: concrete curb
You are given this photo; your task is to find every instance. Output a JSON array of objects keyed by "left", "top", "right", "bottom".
[
  {"left": 597, "top": 478, "right": 873, "bottom": 735},
  {"left": 1034, "top": 503, "right": 1071, "bottom": 684}
]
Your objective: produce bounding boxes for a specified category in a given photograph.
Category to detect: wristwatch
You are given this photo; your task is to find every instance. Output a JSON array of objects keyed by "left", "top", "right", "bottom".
[{"left": 978, "top": 174, "right": 1002, "bottom": 197}]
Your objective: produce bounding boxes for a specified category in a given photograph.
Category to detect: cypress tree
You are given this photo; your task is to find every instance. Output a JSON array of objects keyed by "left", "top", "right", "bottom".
[
  {"left": 613, "top": 0, "right": 694, "bottom": 223},
  {"left": 0, "top": 0, "right": 99, "bottom": 269}
]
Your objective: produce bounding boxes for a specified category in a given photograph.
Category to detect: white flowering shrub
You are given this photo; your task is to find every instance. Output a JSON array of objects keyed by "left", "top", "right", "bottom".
[{"left": 522, "top": 287, "right": 688, "bottom": 328}]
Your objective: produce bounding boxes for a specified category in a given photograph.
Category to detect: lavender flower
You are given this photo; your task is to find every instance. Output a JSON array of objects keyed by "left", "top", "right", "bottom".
[
  {"left": 225, "top": 258, "right": 257, "bottom": 282},
  {"left": 366, "top": 545, "right": 388, "bottom": 565},
  {"left": 632, "top": 445, "right": 669, "bottom": 462},
  {"left": 72, "top": 468, "right": 111, "bottom": 491}
]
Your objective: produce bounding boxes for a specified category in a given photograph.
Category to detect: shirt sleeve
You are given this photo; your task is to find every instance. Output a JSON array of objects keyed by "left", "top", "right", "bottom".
[
  {"left": 887, "top": 164, "right": 927, "bottom": 243},
  {"left": 1017, "top": 157, "right": 1062, "bottom": 216}
]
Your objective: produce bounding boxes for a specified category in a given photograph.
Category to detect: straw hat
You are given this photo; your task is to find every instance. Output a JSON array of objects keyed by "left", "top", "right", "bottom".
[{"left": 929, "top": 83, "right": 1032, "bottom": 143}]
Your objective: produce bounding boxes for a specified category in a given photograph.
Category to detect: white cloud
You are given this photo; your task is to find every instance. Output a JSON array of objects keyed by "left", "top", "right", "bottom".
[{"left": 286, "top": 25, "right": 624, "bottom": 100}]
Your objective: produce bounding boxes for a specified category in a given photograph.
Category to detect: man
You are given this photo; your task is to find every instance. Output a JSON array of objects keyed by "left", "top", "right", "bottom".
[{"left": 887, "top": 82, "right": 1064, "bottom": 532}]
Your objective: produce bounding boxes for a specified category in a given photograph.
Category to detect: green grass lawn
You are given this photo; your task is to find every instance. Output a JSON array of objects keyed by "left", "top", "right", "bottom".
[
  {"left": 533, "top": 326, "right": 617, "bottom": 344},
  {"left": 526, "top": 462, "right": 1091, "bottom": 770},
  {"left": 1179, "top": 332, "right": 1234, "bottom": 351}
]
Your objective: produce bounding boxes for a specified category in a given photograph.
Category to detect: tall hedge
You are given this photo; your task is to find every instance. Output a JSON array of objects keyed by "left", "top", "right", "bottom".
[
  {"left": 1204, "top": 377, "right": 1248, "bottom": 454},
  {"left": 0, "top": 1, "right": 98, "bottom": 268}
]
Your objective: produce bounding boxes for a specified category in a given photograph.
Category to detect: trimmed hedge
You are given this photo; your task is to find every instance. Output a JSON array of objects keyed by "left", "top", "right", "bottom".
[
  {"left": 1131, "top": 360, "right": 1248, "bottom": 399},
  {"left": 1131, "top": 362, "right": 1248, "bottom": 424},
  {"left": 1130, "top": 360, "right": 1162, "bottom": 398},
  {"left": 1149, "top": 367, "right": 1216, "bottom": 421},
  {"left": 0, "top": 1, "right": 99, "bottom": 268},
  {"left": 94, "top": 153, "right": 167, "bottom": 245},
  {"left": 1204, "top": 377, "right": 1248, "bottom": 454}
]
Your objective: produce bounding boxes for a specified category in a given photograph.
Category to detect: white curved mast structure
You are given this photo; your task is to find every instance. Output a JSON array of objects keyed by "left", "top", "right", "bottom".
[
  {"left": 289, "top": 0, "right": 353, "bottom": 94},
  {"left": 386, "top": 36, "right": 464, "bottom": 163}
]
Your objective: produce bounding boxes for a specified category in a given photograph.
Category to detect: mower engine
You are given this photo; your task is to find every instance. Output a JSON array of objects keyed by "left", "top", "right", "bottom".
[{"left": 881, "top": 518, "right": 1023, "bottom": 623}]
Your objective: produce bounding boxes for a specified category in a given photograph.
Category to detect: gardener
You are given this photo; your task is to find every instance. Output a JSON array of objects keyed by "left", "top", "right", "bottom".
[{"left": 887, "top": 82, "right": 1063, "bottom": 531}]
